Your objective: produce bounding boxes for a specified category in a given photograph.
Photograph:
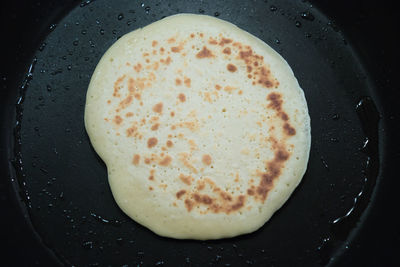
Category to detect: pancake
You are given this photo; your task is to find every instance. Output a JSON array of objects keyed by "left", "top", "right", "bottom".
[{"left": 84, "top": 14, "right": 311, "bottom": 240}]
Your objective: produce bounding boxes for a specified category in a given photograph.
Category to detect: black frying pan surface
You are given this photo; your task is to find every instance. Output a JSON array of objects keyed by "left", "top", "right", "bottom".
[{"left": 1, "top": 0, "right": 399, "bottom": 266}]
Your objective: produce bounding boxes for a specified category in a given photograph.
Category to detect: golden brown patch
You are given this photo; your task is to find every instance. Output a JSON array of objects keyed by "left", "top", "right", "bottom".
[
  {"left": 152, "top": 40, "right": 158, "bottom": 47},
  {"left": 171, "top": 46, "right": 181, "bottom": 53},
  {"left": 179, "top": 174, "right": 192, "bottom": 185},
  {"left": 119, "top": 95, "right": 133, "bottom": 109},
  {"left": 222, "top": 47, "right": 231, "bottom": 55},
  {"left": 107, "top": 100, "right": 111, "bottom": 104},
  {"left": 144, "top": 158, "right": 151, "bottom": 164},
  {"left": 215, "top": 84, "right": 222, "bottom": 90},
  {"left": 219, "top": 38, "right": 233, "bottom": 46},
  {"left": 190, "top": 33, "right": 195, "bottom": 38},
  {"left": 149, "top": 186, "right": 153, "bottom": 191},
  {"left": 125, "top": 112, "right": 134, "bottom": 117},
  {"left": 151, "top": 123, "right": 160, "bottom": 131},
  {"left": 167, "top": 37, "right": 175, "bottom": 43},
  {"left": 202, "top": 154, "right": 212, "bottom": 165},
  {"left": 227, "top": 64, "right": 237, "bottom": 72},
  {"left": 184, "top": 77, "right": 191, "bottom": 88},
  {"left": 267, "top": 92, "right": 283, "bottom": 111},
  {"left": 176, "top": 190, "right": 186, "bottom": 199},
  {"left": 196, "top": 46, "right": 214, "bottom": 58},
  {"left": 152, "top": 102, "right": 163, "bottom": 113},
  {"left": 175, "top": 78, "right": 182, "bottom": 86},
  {"left": 159, "top": 155, "right": 172, "bottom": 166},
  {"left": 178, "top": 153, "right": 198, "bottom": 173},
  {"left": 113, "top": 74, "right": 126, "bottom": 97},
  {"left": 166, "top": 140, "right": 173, "bottom": 147},
  {"left": 126, "top": 126, "right": 137, "bottom": 137},
  {"left": 132, "top": 154, "right": 140, "bottom": 165},
  {"left": 208, "top": 38, "right": 218, "bottom": 45},
  {"left": 147, "top": 137, "right": 158, "bottom": 148},
  {"left": 178, "top": 93, "right": 186, "bottom": 102},
  {"left": 237, "top": 47, "right": 279, "bottom": 88},
  {"left": 113, "top": 115, "right": 123, "bottom": 125},
  {"left": 148, "top": 175, "right": 154, "bottom": 181},
  {"left": 184, "top": 199, "right": 194, "bottom": 211},
  {"left": 133, "top": 63, "right": 142, "bottom": 73},
  {"left": 283, "top": 123, "right": 296, "bottom": 136}
]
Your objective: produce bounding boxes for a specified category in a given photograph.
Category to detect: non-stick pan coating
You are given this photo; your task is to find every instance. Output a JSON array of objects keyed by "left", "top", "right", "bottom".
[{"left": 1, "top": 0, "right": 399, "bottom": 266}]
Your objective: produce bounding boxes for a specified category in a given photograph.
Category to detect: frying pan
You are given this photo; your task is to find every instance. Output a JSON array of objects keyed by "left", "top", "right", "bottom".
[{"left": 1, "top": 0, "right": 399, "bottom": 266}]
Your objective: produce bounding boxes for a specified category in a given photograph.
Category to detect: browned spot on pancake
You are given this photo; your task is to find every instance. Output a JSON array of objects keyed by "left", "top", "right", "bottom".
[
  {"left": 175, "top": 78, "right": 182, "bottom": 86},
  {"left": 219, "top": 38, "right": 233, "bottom": 46},
  {"left": 267, "top": 92, "right": 283, "bottom": 111},
  {"left": 238, "top": 90, "right": 243, "bottom": 95},
  {"left": 118, "top": 95, "right": 133, "bottom": 109},
  {"left": 190, "top": 33, "right": 195, "bottom": 38},
  {"left": 133, "top": 63, "right": 142, "bottom": 73},
  {"left": 283, "top": 123, "right": 296, "bottom": 136},
  {"left": 215, "top": 84, "right": 222, "bottom": 90},
  {"left": 170, "top": 111, "right": 175, "bottom": 117},
  {"left": 247, "top": 188, "right": 255, "bottom": 195},
  {"left": 184, "top": 77, "right": 191, "bottom": 87},
  {"left": 280, "top": 112, "right": 289, "bottom": 121},
  {"left": 176, "top": 190, "right": 186, "bottom": 199},
  {"left": 148, "top": 175, "right": 154, "bottom": 181},
  {"left": 276, "top": 150, "right": 289, "bottom": 161},
  {"left": 179, "top": 174, "right": 192, "bottom": 185},
  {"left": 126, "top": 126, "right": 137, "bottom": 137},
  {"left": 178, "top": 153, "right": 198, "bottom": 173},
  {"left": 222, "top": 47, "right": 231, "bottom": 55},
  {"left": 224, "top": 86, "right": 236, "bottom": 93},
  {"left": 132, "top": 154, "right": 140, "bottom": 165},
  {"left": 113, "top": 74, "right": 126, "bottom": 97},
  {"left": 167, "top": 37, "right": 175, "bottom": 43},
  {"left": 171, "top": 46, "right": 181, "bottom": 53},
  {"left": 159, "top": 155, "right": 172, "bottom": 166},
  {"left": 219, "top": 191, "right": 232, "bottom": 201},
  {"left": 125, "top": 112, "right": 133, "bottom": 117},
  {"left": 202, "top": 154, "right": 212, "bottom": 165},
  {"left": 151, "top": 123, "right": 159, "bottom": 131},
  {"left": 196, "top": 46, "right": 214, "bottom": 58},
  {"left": 144, "top": 158, "right": 151, "bottom": 164},
  {"left": 199, "top": 33, "right": 204, "bottom": 37},
  {"left": 152, "top": 102, "right": 163, "bottom": 113},
  {"left": 113, "top": 115, "right": 123, "bottom": 125},
  {"left": 254, "top": 144, "right": 292, "bottom": 202},
  {"left": 227, "top": 64, "right": 237, "bottom": 72},
  {"left": 166, "top": 140, "right": 173, "bottom": 147},
  {"left": 107, "top": 100, "right": 111, "bottom": 104},
  {"left": 178, "top": 93, "right": 186, "bottom": 102},
  {"left": 160, "top": 47, "right": 165, "bottom": 53},
  {"left": 147, "top": 137, "right": 158, "bottom": 148},
  {"left": 149, "top": 186, "right": 153, "bottom": 191},
  {"left": 184, "top": 199, "right": 194, "bottom": 212},
  {"left": 237, "top": 47, "right": 279, "bottom": 88},
  {"left": 208, "top": 38, "right": 218, "bottom": 45},
  {"left": 152, "top": 40, "right": 158, "bottom": 47},
  {"left": 193, "top": 193, "right": 213, "bottom": 205}
]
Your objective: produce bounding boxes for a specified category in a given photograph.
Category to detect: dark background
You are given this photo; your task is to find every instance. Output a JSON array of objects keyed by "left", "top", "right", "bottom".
[{"left": 1, "top": 0, "right": 399, "bottom": 266}]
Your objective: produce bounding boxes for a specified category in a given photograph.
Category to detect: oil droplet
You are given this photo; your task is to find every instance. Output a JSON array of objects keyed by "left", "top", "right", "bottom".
[
  {"left": 270, "top": 5, "right": 277, "bottom": 12},
  {"left": 117, "top": 13, "right": 124, "bottom": 20},
  {"left": 300, "top": 11, "right": 315, "bottom": 21},
  {"left": 214, "top": 12, "right": 220, "bottom": 17},
  {"left": 198, "top": 8, "right": 205, "bottom": 14},
  {"left": 99, "top": 29, "right": 105, "bottom": 35},
  {"left": 295, "top": 21, "right": 302, "bottom": 28}
]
